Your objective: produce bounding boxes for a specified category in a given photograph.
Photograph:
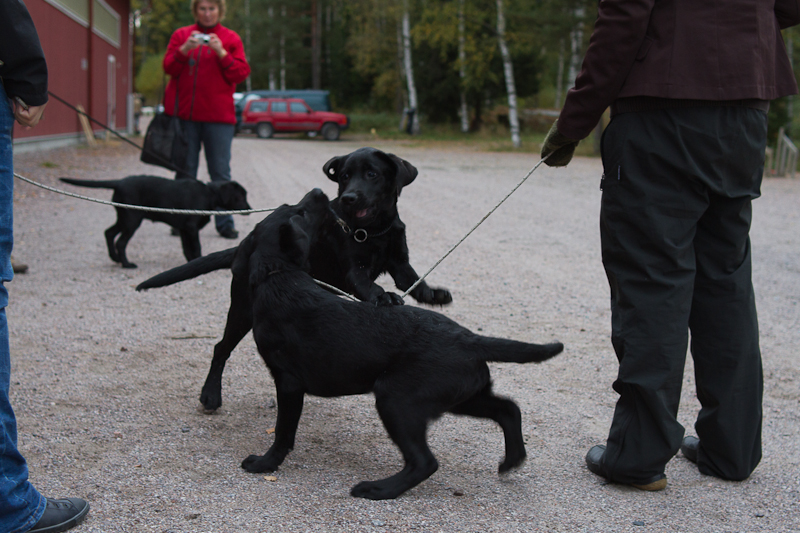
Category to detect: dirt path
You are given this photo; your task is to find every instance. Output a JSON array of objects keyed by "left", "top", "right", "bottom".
[{"left": 8, "top": 137, "right": 800, "bottom": 532}]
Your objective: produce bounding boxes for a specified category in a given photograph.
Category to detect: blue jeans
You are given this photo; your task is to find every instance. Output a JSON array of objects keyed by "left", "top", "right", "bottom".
[
  {"left": 179, "top": 120, "right": 236, "bottom": 233},
  {"left": 0, "top": 85, "right": 46, "bottom": 533}
]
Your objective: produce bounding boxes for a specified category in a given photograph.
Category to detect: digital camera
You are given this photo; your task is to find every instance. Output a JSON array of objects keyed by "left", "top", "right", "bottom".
[{"left": 197, "top": 34, "right": 211, "bottom": 43}]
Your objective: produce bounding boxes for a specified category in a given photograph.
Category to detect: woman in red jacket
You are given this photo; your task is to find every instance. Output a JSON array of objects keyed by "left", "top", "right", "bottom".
[{"left": 163, "top": 0, "right": 250, "bottom": 239}]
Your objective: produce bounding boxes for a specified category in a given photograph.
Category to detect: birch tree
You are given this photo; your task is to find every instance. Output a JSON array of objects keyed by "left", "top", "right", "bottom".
[
  {"left": 401, "top": 0, "right": 420, "bottom": 134},
  {"left": 496, "top": 0, "right": 520, "bottom": 147},
  {"left": 458, "top": 0, "right": 469, "bottom": 133}
]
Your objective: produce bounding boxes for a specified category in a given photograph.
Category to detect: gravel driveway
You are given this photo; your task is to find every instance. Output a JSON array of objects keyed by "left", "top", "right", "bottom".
[{"left": 9, "top": 136, "right": 800, "bottom": 532}]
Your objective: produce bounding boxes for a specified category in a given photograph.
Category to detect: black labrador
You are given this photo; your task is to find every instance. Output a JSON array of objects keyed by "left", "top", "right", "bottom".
[
  {"left": 236, "top": 188, "right": 564, "bottom": 500},
  {"left": 136, "top": 148, "right": 452, "bottom": 412},
  {"left": 60, "top": 175, "right": 250, "bottom": 269}
]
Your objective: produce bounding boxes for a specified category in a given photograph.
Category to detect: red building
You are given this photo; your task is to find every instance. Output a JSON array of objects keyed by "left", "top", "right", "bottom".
[{"left": 15, "top": 0, "right": 133, "bottom": 151}]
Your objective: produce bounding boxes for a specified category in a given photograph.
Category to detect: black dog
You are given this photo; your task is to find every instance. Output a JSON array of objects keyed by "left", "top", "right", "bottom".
[
  {"left": 234, "top": 188, "right": 563, "bottom": 500},
  {"left": 137, "top": 148, "right": 451, "bottom": 412},
  {"left": 60, "top": 175, "right": 250, "bottom": 268}
]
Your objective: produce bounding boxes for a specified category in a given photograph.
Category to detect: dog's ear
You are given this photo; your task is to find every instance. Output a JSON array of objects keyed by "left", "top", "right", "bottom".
[
  {"left": 322, "top": 155, "right": 347, "bottom": 183},
  {"left": 385, "top": 153, "right": 418, "bottom": 195},
  {"left": 279, "top": 216, "right": 311, "bottom": 266}
]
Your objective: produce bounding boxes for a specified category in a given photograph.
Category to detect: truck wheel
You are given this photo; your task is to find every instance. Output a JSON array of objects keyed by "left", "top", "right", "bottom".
[
  {"left": 256, "top": 123, "right": 274, "bottom": 139},
  {"left": 321, "top": 123, "right": 340, "bottom": 141}
]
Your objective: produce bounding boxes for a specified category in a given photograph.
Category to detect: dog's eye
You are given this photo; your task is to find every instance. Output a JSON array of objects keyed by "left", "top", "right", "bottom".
[
  {"left": 366, "top": 171, "right": 377, "bottom": 179},
  {"left": 341, "top": 173, "right": 350, "bottom": 182}
]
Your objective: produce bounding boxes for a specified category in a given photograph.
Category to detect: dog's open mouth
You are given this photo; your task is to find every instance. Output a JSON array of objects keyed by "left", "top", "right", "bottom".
[{"left": 355, "top": 208, "right": 372, "bottom": 219}]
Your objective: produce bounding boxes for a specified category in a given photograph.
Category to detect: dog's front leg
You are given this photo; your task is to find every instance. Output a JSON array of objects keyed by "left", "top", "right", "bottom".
[
  {"left": 388, "top": 262, "right": 452, "bottom": 306},
  {"left": 241, "top": 387, "right": 304, "bottom": 473},
  {"left": 346, "top": 267, "right": 403, "bottom": 306}
]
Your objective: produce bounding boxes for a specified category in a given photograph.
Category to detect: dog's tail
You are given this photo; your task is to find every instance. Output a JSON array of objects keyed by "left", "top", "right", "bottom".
[
  {"left": 136, "top": 248, "right": 237, "bottom": 291},
  {"left": 477, "top": 337, "right": 564, "bottom": 364},
  {"left": 59, "top": 177, "right": 121, "bottom": 189}
]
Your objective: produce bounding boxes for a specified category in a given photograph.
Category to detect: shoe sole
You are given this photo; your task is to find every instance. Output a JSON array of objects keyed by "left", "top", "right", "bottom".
[{"left": 631, "top": 478, "right": 667, "bottom": 491}]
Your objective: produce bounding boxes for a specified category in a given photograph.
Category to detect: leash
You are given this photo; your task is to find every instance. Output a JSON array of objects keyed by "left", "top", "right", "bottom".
[
  {"left": 12, "top": 172, "right": 275, "bottom": 216},
  {"left": 400, "top": 154, "right": 551, "bottom": 299}
]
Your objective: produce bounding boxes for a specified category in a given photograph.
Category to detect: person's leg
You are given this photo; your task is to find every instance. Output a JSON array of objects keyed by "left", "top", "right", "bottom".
[
  {"left": 200, "top": 122, "right": 236, "bottom": 234},
  {"left": 0, "top": 86, "right": 46, "bottom": 533},
  {"left": 178, "top": 119, "right": 202, "bottom": 180},
  {"left": 687, "top": 107, "right": 766, "bottom": 481},
  {"left": 597, "top": 110, "right": 708, "bottom": 485}
]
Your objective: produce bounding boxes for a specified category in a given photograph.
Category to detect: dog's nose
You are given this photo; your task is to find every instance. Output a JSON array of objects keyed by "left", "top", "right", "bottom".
[{"left": 340, "top": 192, "right": 358, "bottom": 206}]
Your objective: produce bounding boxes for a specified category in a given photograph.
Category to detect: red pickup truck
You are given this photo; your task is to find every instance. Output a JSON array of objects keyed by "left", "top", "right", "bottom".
[{"left": 239, "top": 98, "right": 349, "bottom": 140}]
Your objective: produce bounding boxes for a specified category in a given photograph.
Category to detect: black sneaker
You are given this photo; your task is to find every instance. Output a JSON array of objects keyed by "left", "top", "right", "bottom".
[
  {"left": 29, "top": 498, "right": 89, "bottom": 532},
  {"left": 219, "top": 227, "right": 239, "bottom": 239},
  {"left": 585, "top": 444, "right": 667, "bottom": 491}
]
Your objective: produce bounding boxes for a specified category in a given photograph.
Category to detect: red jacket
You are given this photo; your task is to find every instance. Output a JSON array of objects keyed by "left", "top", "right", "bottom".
[
  {"left": 559, "top": 0, "right": 800, "bottom": 140},
  {"left": 163, "top": 23, "right": 250, "bottom": 124}
]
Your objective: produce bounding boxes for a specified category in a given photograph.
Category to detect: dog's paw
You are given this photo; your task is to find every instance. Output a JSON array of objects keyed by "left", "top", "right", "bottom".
[
  {"left": 350, "top": 480, "right": 402, "bottom": 500},
  {"left": 498, "top": 453, "right": 527, "bottom": 474},
  {"left": 241, "top": 454, "right": 279, "bottom": 473},
  {"left": 122, "top": 262, "right": 138, "bottom": 269},
  {"left": 376, "top": 292, "right": 404, "bottom": 306},
  {"left": 199, "top": 389, "right": 222, "bottom": 413},
  {"left": 412, "top": 286, "right": 453, "bottom": 306},
  {"left": 431, "top": 288, "right": 452, "bottom": 305}
]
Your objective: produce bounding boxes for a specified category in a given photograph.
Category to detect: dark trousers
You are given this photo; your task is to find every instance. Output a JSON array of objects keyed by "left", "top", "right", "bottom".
[
  {"left": 178, "top": 119, "right": 236, "bottom": 233},
  {"left": 598, "top": 106, "right": 765, "bottom": 483}
]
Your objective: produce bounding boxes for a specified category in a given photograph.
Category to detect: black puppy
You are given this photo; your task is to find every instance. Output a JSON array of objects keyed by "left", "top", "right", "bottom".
[
  {"left": 137, "top": 148, "right": 451, "bottom": 412},
  {"left": 237, "top": 188, "right": 563, "bottom": 500},
  {"left": 60, "top": 175, "right": 250, "bottom": 268}
]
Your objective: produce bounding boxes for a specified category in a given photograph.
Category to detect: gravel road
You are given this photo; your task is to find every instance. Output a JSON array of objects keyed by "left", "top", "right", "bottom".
[{"left": 9, "top": 135, "right": 800, "bottom": 532}]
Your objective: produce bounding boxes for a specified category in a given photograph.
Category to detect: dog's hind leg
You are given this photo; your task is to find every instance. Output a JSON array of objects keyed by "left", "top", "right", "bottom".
[
  {"left": 200, "top": 274, "right": 252, "bottom": 412},
  {"left": 449, "top": 386, "right": 527, "bottom": 473},
  {"left": 114, "top": 222, "right": 143, "bottom": 269},
  {"left": 350, "top": 397, "right": 439, "bottom": 500},
  {"left": 241, "top": 383, "right": 304, "bottom": 473},
  {"left": 104, "top": 224, "right": 122, "bottom": 263}
]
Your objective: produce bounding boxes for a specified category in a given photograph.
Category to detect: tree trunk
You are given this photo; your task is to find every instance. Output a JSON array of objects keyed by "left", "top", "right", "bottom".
[
  {"left": 458, "top": 0, "right": 469, "bottom": 133},
  {"left": 268, "top": 6, "right": 276, "bottom": 90},
  {"left": 280, "top": 4, "right": 287, "bottom": 91},
  {"left": 554, "top": 38, "right": 565, "bottom": 108},
  {"left": 244, "top": 0, "right": 252, "bottom": 91},
  {"left": 311, "top": 0, "right": 322, "bottom": 90},
  {"left": 402, "top": 0, "right": 420, "bottom": 134},
  {"left": 496, "top": 0, "right": 520, "bottom": 147},
  {"left": 568, "top": 7, "right": 585, "bottom": 90}
]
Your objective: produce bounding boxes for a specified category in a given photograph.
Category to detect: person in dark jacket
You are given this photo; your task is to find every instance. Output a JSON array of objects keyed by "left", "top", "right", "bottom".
[
  {"left": 163, "top": 0, "right": 250, "bottom": 239},
  {"left": 0, "top": 2, "right": 91, "bottom": 531},
  {"left": 541, "top": 0, "right": 800, "bottom": 491}
]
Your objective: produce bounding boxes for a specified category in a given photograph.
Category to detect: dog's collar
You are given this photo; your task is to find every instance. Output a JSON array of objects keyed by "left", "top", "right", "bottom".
[{"left": 329, "top": 205, "right": 396, "bottom": 243}]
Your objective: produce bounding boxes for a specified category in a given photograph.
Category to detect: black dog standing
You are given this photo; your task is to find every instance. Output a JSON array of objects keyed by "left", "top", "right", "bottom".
[
  {"left": 137, "top": 148, "right": 452, "bottom": 412},
  {"left": 60, "top": 175, "right": 250, "bottom": 268},
  {"left": 235, "top": 188, "right": 564, "bottom": 500}
]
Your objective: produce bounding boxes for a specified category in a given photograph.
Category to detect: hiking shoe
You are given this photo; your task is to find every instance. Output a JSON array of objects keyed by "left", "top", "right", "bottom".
[
  {"left": 219, "top": 227, "right": 239, "bottom": 239},
  {"left": 29, "top": 497, "right": 89, "bottom": 532},
  {"left": 681, "top": 435, "right": 700, "bottom": 463}
]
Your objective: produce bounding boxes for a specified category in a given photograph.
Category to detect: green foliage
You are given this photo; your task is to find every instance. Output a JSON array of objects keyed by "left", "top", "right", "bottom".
[{"left": 135, "top": 53, "right": 167, "bottom": 105}]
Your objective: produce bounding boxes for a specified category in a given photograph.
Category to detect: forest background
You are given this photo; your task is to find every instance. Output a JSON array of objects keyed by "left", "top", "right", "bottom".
[{"left": 132, "top": 0, "right": 800, "bottom": 151}]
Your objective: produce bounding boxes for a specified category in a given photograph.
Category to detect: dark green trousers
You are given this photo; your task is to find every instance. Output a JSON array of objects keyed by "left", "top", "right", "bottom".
[{"left": 598, "top": 105, "right": 765, "bottom": 483}]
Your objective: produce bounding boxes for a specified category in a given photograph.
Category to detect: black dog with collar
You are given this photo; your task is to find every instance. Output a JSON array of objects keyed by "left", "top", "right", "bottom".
[{"left": 137, "top": 147, "right": 452, "bottom": 411}]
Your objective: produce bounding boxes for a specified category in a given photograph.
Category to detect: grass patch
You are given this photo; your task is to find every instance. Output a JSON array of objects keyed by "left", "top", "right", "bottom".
[{"left": 344, "top": 112, "right": 600, "bottom": 157}]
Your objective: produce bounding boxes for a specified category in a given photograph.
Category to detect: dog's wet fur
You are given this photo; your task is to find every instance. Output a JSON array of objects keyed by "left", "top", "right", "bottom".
[
  {"left": 60, "top": 175, "right": 250, "bottom": 268},
  {"left": 231, "top": 188, "right": 563, "bottom": 499},
  {"left": 137, "top": 148, "right": 452, "bottom": 412}
]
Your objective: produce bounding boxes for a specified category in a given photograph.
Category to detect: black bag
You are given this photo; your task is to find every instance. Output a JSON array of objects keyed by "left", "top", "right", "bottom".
[
  {"left": 140, "top": 74, "right": 188, "bottom": 173},
  {"left": 140, "top": 111, "right": 188, "bottom": 173}
]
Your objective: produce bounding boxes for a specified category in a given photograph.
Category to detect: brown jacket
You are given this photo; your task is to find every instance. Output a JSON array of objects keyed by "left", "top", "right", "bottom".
[{"left": 559, "top": 0, "right": 800, "bottom": 140}]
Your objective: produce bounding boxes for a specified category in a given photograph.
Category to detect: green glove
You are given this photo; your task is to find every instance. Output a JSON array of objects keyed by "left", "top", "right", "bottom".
[{"left": 541, "top": 119, "right": 579, "bottom": 167}]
